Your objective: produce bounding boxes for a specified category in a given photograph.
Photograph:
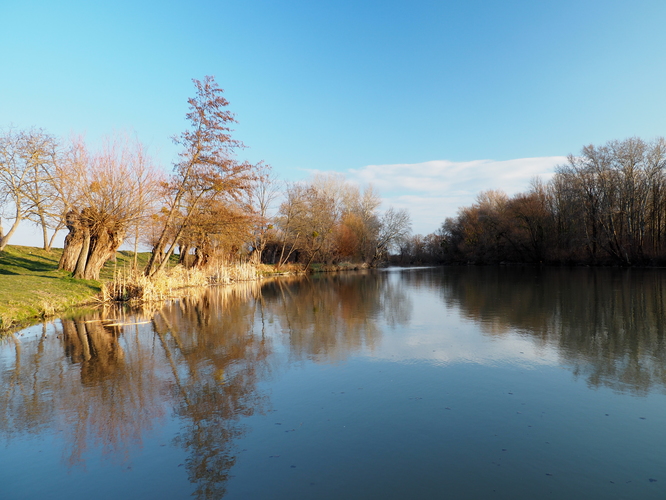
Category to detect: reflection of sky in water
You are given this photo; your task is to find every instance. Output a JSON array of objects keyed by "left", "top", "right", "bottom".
[{"left": 369, "top": 284, "right": 560, "bottom": 368}]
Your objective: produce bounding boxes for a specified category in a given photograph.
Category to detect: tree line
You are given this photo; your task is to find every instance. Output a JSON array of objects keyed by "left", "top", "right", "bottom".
[
  {"left": 394, "top": 137, "right": 666, "bottom": 266},
  {"left": 0, "top": 76, "right": 411, "bottom": 279}
]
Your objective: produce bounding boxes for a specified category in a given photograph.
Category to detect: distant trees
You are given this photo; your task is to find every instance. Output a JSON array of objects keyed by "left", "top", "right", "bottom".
[
  {"left": 15, "top": 130, "right": 666, "bottom": 270},
  {"left": 405, "top": 137, "right": 666, "bottom": 266}
]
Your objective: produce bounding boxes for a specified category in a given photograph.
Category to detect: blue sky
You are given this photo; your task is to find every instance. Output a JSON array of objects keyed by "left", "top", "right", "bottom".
[{"left": 2, "top": 0, "right": 665, "bottom": 242}]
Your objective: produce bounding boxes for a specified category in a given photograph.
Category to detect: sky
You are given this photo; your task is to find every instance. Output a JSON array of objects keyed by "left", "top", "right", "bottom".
[{"left": 2, "top": 0, "right": 666, "bottom": 244}]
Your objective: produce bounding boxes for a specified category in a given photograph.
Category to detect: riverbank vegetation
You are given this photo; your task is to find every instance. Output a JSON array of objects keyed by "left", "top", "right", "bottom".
[
  {"left": 394, "top": 137, "right": 666, "bottom": 266},
  {"left": 0, "top": 244, "right": 271, "bottom": 331}
]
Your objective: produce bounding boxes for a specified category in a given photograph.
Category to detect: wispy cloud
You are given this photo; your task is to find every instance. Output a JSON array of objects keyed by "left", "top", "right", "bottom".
[{"left": 346, "top": 156, "right": 566, "bottom": 234}]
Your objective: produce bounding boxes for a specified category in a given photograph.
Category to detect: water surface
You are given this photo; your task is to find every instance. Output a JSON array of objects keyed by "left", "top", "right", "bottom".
[{"left": 2, "top": 267, "right": 666, "bottom": 499}]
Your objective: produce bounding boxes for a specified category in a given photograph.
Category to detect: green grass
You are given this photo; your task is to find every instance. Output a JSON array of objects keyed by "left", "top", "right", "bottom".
[
  {"left": 0, "top": 245, "right": 160, "bottom": 332},
  {"left": 98, "top": 249, "right": 155, "bottom": 281}
]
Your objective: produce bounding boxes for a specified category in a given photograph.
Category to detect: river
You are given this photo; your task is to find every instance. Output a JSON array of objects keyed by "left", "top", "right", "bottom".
[{"left": 2, "top": 267, "right": 666, "bottom": 499}]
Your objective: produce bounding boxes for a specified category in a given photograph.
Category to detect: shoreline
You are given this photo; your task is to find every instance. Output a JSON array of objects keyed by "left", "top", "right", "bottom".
[{"left": 0, "top": 245, "right": 377, "bottom": 335}]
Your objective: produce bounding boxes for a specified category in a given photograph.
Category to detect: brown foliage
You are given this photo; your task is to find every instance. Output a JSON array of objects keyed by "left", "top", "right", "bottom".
[
  {"left": 273, "top": 174, "right": 406, "bottom": 267},
  {"left": 144, "top": 76, "right": 259, "bottom": 277}
]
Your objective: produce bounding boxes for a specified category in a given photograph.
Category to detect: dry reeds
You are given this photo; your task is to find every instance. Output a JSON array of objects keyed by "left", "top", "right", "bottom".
[
  {"left": 103, "top": 261, "right": 262, "bottom": 303},
  {"left": 103, "top": 265, "right": 208, "bottom": 302},
  {"left": 205, "top": 259, "right": 259, "bottom": 284}
]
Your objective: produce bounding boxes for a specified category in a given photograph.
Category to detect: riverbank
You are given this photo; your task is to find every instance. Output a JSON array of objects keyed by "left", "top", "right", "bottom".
[
  {"left": 0, "top": 245, "right": 376, "bottom": 333},
  {"left": 0, "top": 245, "right": 172, "bottom": 332},
  {"left": 0, "top": 245, "right": 102, "bottom": 331}
]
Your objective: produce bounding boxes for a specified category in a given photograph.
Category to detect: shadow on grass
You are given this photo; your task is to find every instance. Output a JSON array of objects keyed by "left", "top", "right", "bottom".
[{"left": 0, "top": 254, "right": 58, "bottom": 273}]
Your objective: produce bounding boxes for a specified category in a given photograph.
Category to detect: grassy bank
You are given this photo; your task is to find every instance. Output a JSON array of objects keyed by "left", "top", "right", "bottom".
[
  {"left": 0, "top": 245, "right": 159, "bottom": 331},
  {"left": 0, "top": 246, "right": 97, "bottom": 330}
]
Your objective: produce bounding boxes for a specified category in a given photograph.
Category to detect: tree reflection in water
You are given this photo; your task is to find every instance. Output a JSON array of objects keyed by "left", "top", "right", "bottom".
[
  {"left": 0, "top": 272, "right": 408, "bottom": 499},
  {"left": 404, "top": 267, "right": 666, "bottom": 395},
  {"left": 0, "top": 308, "right": 167, "bottom": 468},
  {"left": 261, "top": 271, "right": 409, "bottom": 362},
  {"left": 152, "top": 283, "right": 272, "bottom": 499}
]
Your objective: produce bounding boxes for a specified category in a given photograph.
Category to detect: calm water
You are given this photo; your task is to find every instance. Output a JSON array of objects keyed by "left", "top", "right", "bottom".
[{"left": 2, "top": 267, "right": 666, "bottom": 499}]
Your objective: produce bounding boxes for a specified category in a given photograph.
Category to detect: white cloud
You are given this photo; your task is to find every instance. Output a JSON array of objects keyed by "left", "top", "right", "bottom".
[{"left": 347, "top": 156, "right": 567, "bottom": 234}]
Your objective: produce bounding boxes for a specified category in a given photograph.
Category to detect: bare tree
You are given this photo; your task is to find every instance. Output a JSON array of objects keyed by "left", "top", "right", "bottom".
[
  {"left": 372, "top": 207, "right": 412, "bottom": 264},
  {"left": 275, "top": 179, "right": 340, "bottom": 270},
  {"left": 274, "top": 182, "right": 306, "bottom": 269},
  {"left": 19, "top": 130, "right": 63, "bottom": 251},
  {"left": 0, "top": 127, "right": 61, "bottom": 251},
  {"left": 246, "top": 163, "right": 279, "bottom": 264},
  {"left": 58, "top": 134, "right": 160, "bottom": 279}
]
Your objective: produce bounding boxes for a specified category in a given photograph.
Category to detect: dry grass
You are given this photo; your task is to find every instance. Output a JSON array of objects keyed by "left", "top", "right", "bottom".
[{"left": 313, "top": 262, "right": 370, "bottom": 272}]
